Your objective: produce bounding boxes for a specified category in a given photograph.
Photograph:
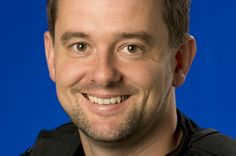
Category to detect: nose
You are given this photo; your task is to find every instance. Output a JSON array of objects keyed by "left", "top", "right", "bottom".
[{"left": 89, "top": 54, "right": 122, "bottom": 86}]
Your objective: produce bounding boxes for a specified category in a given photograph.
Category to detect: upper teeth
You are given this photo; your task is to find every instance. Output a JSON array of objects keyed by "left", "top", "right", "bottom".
[{"left": 87, "top": 95, "right": 128, "bottom": 105}]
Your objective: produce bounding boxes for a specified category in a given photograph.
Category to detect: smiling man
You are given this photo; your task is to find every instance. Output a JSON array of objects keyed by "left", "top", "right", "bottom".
[{"left": 21, "top": 0, "right": 236, "bottom": 156}]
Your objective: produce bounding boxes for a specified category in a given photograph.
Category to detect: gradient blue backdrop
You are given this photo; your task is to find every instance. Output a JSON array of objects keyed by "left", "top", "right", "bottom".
[{"left": 0, "top": 0, "right": 235, "bottom": 155}]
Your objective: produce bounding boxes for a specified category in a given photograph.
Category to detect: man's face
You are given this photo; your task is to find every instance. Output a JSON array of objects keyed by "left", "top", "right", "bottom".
[{"left": 46, "top": 0, "right": 178, "bottom": 142}]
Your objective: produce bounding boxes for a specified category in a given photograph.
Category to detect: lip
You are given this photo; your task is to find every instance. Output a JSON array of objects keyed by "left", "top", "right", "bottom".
[
  {"left": 79, "top": 93, "right": 132, "bottom": 116},
  {"left": 83, "top": 93, "right": 128, "bottom": 99}
]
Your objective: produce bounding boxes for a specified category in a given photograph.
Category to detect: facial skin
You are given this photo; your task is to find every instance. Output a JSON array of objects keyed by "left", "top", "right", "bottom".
[{"left": 45, "top": 0, "right": 196, "bottom": 155}]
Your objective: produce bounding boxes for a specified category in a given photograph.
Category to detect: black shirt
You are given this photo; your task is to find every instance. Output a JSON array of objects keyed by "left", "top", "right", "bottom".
[{"left": 21, "top": 111, "right": 236, "bottom": 156}]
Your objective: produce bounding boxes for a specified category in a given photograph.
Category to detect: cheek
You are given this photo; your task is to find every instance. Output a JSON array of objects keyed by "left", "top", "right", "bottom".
[
  {"left": 122, "top": 61, "right": 165, "bottom": 90},
  {"left": 55, "top": 59, "right": 88, "bottom": 88},
  {"left": 122, "top": 62, "right": 169, "bottom": 117},
  {"left": 122, "top": 60, "right": 173, "bottom": 109}
]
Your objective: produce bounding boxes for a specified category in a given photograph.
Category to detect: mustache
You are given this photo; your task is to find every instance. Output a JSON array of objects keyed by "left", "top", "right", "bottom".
[{"left": 71, "top": 83, "right": 139, "bottom": 95}]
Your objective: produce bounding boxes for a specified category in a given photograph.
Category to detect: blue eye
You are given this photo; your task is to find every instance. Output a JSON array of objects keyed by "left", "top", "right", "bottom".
[{"left": 72, "top": 42, "right": 88, "bottom": 52}]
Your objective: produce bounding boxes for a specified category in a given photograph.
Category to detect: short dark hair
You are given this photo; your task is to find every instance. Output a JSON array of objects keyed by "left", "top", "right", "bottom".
[
  {"left": 161, "top": 0, "right": 191, "bottom": 47},
  {"left": 46, "top": 0, "right": 191, "bottom": 47}
]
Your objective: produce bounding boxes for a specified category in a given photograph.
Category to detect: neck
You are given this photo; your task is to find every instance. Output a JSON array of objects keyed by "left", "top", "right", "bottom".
[{"left": 80, "top": 89, "right": 182, "bottom": 156}]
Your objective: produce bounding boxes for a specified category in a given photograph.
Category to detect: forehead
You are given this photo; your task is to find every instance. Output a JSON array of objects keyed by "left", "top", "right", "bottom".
[
  {"left": 55, "top": 0, "right": 167, "bottom": 41},
  {"left": 57, "top": 0, "right": 162, "bottom": 15}
]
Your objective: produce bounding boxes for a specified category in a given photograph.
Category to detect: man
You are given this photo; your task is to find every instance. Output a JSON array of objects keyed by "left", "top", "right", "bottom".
[{"left": 22, "top": 0, "right": 236, "bottom": 155}]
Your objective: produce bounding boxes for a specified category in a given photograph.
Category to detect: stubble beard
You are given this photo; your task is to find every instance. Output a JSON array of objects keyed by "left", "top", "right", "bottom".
[{"left": 70, "top": 98, "right": 142, "bottom": 143}]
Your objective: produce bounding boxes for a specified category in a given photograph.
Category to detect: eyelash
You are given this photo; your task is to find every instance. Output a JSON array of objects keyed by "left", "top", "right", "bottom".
[
  {"left": 71, "top": 42, "right": 89, "bottom": 53},
  {"left": 118, "top": 44, "right": 145, "bottom": 56},
  {"left": 67, "top": 42, "right": 146, "bottom": 58}
]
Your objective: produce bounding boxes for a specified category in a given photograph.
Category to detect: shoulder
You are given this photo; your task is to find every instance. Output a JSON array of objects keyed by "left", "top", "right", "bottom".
[
  {"left": 187, "top": 129, "right": 236, "bottom": 156},
  {"left": 20, "top": 122, "right": 81, "bottom": 156},
  {"left": 177, "top": 111, "right": 236, "bottom": 156}
]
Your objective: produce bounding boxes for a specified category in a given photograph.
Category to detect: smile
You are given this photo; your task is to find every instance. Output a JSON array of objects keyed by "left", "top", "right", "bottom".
[{"left": 85, "top": 94, "right": 130, "bottom": 105}]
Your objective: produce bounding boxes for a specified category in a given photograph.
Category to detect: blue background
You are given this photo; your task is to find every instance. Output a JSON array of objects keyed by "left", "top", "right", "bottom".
[{"left": 0, "top": 0, "right": 235, "bottom": 155}]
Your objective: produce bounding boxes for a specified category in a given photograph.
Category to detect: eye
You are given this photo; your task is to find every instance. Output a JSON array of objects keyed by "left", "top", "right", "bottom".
[
  {"left": 72, "top": 42, "right": 88, "bottom": 53},
  {"left": 127, "top": 45, "right": 138, "bottom": 53},
  {"left": 120, "top": 44, "right": 143, "bottom": 55}
]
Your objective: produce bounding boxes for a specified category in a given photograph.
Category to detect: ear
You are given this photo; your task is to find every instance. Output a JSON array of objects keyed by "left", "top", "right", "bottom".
[
  {"left": 44, "top": 31, "right": 56, "bottom": 82},
  {"left": 172, "top": 35, "right": 197, "bottom": 87}
]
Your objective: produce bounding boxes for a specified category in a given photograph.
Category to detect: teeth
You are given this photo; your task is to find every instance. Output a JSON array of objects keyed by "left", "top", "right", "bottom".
[
  {"left": 86, "top": 95, "right": 128, "bottom": 105},
  {"left": 117, "top": 96, "right": 121, "bottom": 103},
  {"left": 94, "top": 97, "right": 98, "bottom": 103},
  {"left": 104, "top": 99, "right": 110, "bottom": 104},
  {"left": 111, "top": 98, "right": 116, "bottom": 104},
  {"left": 122, "top": 96, "right": 124, "bottom": 101},
  {"left": 98, "top": 98, "right": 104, "bottom": 104},
  {"left": 88, "top": 96, "right": 94, "bottom": 103}
]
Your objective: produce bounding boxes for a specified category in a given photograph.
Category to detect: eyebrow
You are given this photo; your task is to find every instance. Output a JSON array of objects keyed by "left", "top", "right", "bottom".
[
  {"left": 61, "top": 31, "right": 154, "bottom": 45},
  {"left": 117, "top": 32, "right": 154, "bottom": 45},
  {"left": 61, "top": 32, "right": 90, "bottom": 44}
]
